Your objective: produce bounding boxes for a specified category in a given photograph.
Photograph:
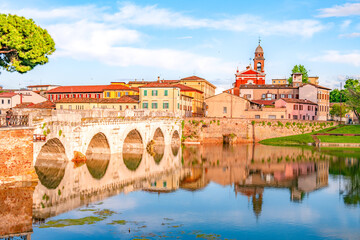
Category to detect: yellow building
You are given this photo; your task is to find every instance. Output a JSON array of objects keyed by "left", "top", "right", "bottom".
[
  {"left": 103, "top": 84, "right": 139, "bottom": 98},
  {"left": 308, "top": 77, "right": 319, "bottom": 85},
  {"left": 180, "top": 94, "right": 193, "bottom": 117},
  {"left": 175, "top": 84, "right": 203, "bottom": 117},
  {"left": 272, "top": 79, "right": 287, "bottom": 85},
  {"left": 180, "top": 76, "right": 216, "bottom": 99},
  {"left": 55, "top": 96, "right": 139, "bottom": 110},
  {"left": 139, "top": 82, "right": 181, "bottom": 114}
]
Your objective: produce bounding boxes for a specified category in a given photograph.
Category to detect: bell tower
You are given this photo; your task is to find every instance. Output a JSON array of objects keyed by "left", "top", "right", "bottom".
[{"left": 253, "top": 39, "right": 265, "bottom": 73}]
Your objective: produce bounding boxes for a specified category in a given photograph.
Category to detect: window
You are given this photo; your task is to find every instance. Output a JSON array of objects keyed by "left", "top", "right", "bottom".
[
  {"left": 164, "top": 90, "right": 168, "bottom": 96},
  {"left": 163, "top": 181, "right": 167, "bottom": 187},
  {"left": 60, "top": 105, "right": 63, "bottom": 110},
  {"left": 281, "top": 94, "right": 285, "bottom": 98},
  {"left": 142, "top": 102, "right": 148, "bottom": 109},
  {"left": 8, "top": 100, "right": 10, "bottom": 104},
  {"left": 281, "top": 115, "right": 284, "bottom": 119},
  {"left": 178, "top": 103, "right": 180, "bottom": 109},
  {"left": 152, "top": 90, "right": 158, "bottom": 96},
  {"left": 152, "top": 102, "right": 158, "bottom": 109},
  {"left": 262, "top": 94, "right": 266, "bottom": 99},
  {"left": 134, "top": 105, "right": 136, "bottom": 109},
  {"left": 1, "top": 100, "right": 3, "bottom": 104},
  {"left": 163, "top": 102, "right": 169, "bottom": 109},
  {"left": 293, "top": 115, "right": 298, "bottom": 119},
  {"left": 69, "top": 105, "right": 72, "bottom": 110},
  {"left": 269, "top": 115, "right": 276, "bottom": 119},
  {"left": 255, "top": 115, "right": 260, "bottom": 119},
  {"left": 257, "top": 62, "right": 262, "bottom": 71},
  {"left": 223, "top": 107, "right": 227, "bottom": 114},
  {"left": 303, "top": 115, "right": 305, "bottom": 120},
  {"left": 299, "top": 105, "right": 303, "bottom": 110},
  {"left": 288, "top": 94, "right": 292, "bottom": 98},
  {"left": 106, "top": 92, "right": 110, "bottom": 97},
  {"left": 120, "top": 105, "right": 122, "bottom": 111},
  {"left": 142, "top": 90, "right": 147, "bottom": 96},
  {"left": 294, "top": 105, "right": 298, "bottom": 110},
  {"left": 118, "top": 92, "right": 121, "bottom": 97},
  {"left": 125, "top": 92, "right": 128, "bottom": 96}
]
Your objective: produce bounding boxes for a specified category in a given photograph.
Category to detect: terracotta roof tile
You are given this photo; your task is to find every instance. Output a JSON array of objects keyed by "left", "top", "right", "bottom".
[
  {"left": 47, "top": 85, "right": 110, "bottom": 93},
  {"left": 277, "top": 98, "right": 317, "bottom": 105},
  {"left": 139, "top": 82, "right": 180, "bottom": 88},
  {"left": 173, "top": 84, "right": 203, "bottom": 93},
  {"left": 103, "top": 85, "right": 134, "bottom": 91},
  {"left": 55, "top": 96, "right": 139, "bottom": 104},
  {"left": 239, "top": 84, "right": 296, "bottom": 89},
  {"left": 181, "top": 75, "right": 205, "bottom": 80},
  {"left": 251, "top": 100, "right": 275, "bottom": 106},
  {"left": 0, "top": 92, "right": 17, "bottom": 98}
]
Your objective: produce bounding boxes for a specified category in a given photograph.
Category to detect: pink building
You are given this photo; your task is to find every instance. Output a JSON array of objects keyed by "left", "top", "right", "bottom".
[{"left": 275, "top": 98, "right": 317, "bottom": 120}]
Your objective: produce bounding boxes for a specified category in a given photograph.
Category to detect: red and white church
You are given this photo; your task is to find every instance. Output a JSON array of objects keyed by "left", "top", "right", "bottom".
[{"left": 234, "top": 42, "right": 266, "bottom": 87}]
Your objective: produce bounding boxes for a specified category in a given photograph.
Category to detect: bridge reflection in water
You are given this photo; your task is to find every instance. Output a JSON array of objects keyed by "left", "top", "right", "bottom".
[{"left": 2, "top": 142, "right": 358, "bottom": 239}]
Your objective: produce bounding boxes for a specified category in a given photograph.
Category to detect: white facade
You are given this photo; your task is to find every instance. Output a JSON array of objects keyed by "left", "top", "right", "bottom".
[
  {"left": 0, "top": 94, "right": 21, "bottom": 114},
  {"left": 14, "top": 90, "right": 48, "bottom": 104}
]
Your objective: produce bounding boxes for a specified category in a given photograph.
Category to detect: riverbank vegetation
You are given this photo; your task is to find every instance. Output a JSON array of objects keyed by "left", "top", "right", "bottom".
[{"left": 260, "top": 125, "right": 360, "bottom": 146}]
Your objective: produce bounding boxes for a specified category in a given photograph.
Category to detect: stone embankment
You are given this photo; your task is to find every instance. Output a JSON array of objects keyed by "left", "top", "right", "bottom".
[{"left": 182, "top": 118, "right": 338, "bottom": 144}]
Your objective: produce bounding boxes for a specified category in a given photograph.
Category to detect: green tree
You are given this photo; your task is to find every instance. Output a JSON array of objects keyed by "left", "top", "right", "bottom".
[
  {"left": 287, "top": 65, "right": 309, "bottom": 84},
  {"left": 329, "top": 103, "right": 349, "bottom": 118},
  {"left": 330, "top": 88, "right": 348, "bottom": 102},
  {"left": 0, "top": 14, "right": 55, "bottom": 73},
  {"left": 344, "top": 78, "right": 360, "bottom": 122}
]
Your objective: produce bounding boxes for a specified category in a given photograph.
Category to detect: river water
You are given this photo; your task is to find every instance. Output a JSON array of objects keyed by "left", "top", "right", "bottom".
[{"left": 1, "top": 144, "right": 360, "bottom": 240}]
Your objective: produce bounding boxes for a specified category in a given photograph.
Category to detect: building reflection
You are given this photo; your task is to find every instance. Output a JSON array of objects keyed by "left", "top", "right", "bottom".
[
  {"left": 0, "top": 182, "right": 36, "bottom": 240},
  {"left": 181, "top": 144, "right": 330, "bottom": 218}
]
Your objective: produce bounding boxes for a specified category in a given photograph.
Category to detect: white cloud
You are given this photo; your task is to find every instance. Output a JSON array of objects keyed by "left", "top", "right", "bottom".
[
  {"left": 0, "top": 4, "right": 103, "bottom": 21},
  {"left": 104, "top": 3, "right": 325, "bottom": 38},
  {"left": 313, "top": 50, "right": 360, "bottom": 67},
  {"left": 3, "top": 3, "right": 326, "bottom": 38},
  {"left": 340, "top": 20, "right": 352, "bottom": 30},
  {"left": 177, "top": 36, "right": 193, "bottom": 39},
  {"left": 317, "top": 3, "right": 360, "bottom": 17},
  {"left": 339, "top": 32, "right": 360, "bottom": 38}
]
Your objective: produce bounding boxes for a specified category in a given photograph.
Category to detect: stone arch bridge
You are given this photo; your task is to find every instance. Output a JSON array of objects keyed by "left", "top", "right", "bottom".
[{"left": 33, "top": 113, "right": 182, "bottom": 165}]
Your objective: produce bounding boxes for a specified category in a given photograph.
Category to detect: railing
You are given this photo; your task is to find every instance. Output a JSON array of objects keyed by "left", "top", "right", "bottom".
[{"left": 0, "top": 115, "right": 29, "bottom": 127}]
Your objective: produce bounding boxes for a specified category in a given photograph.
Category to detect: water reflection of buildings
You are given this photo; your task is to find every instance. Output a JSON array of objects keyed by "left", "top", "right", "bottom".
[
  {"left": 0, "top": 182, "right": 36, "bottom": 240},
  {"left": 32, "top": 143, "right": 182, "bottom": 220},
  {"left": 182, "top": 144, "right": 330, "bottom": 218}
]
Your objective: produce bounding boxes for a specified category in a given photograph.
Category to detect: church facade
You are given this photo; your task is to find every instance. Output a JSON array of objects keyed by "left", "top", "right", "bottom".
[{"left": 234, "top": 42, "right": 266, "bottom": 87}]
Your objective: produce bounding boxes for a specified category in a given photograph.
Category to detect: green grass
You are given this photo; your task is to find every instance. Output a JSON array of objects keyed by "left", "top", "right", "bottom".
[
  {"left": 317, "top": 135, "right": 360, "bottom": 143},
  {"left": 259, "top": 127, "right": 332, "bottom": 146},
  {"left": 328, "top": 125, "right": 360, "bottom": 134}
]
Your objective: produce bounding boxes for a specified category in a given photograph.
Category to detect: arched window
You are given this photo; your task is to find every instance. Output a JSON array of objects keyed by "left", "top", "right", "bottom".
[{"left": 257, "top": 62, "right": 262, "bottom": 71}]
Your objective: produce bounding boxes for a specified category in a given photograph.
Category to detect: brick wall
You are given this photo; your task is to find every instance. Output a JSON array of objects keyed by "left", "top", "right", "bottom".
[
  {"left": 0, "top": 128, "right": 34, "bottom": 179},
  {"left": 183, "top": 118, "right": 338, "bottom": 143},
  {"left": 0, "top": 184, "right": 34, "bottom": 237}
]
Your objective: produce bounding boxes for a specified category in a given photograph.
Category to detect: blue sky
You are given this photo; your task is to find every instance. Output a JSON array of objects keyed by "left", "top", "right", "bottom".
[{"left": 1, "top": 0, "right": 360, "bottom": 92}]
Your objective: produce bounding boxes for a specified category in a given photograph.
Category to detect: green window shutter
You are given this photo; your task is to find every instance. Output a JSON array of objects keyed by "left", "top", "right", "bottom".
[
  {"left": 144, "top": 90, "right": 147, "bottom": 96},
  {"left": 164, "top": 90, "right": 168, "bottom": 96}
]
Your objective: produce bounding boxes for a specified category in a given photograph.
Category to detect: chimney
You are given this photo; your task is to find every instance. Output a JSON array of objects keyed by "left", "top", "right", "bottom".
[{"left": 157, "top": 76, "right": 160, "bottom": 82}]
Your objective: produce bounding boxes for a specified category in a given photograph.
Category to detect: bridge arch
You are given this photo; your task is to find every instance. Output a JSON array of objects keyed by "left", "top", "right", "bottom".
[
  {"left": 147, "top": 127, "right": 165, "bottom": 164},
  {"left": 123, "top": 129, "right": 144, "bottom": 171},
  {"left": 35, "top": 138, "right": 68, "bottom": 189},
  {"left": 171, "top": 130, "right": 181, "bottom": 156},
  {"left": 85, "top": 132, "right": 111, "bottom": 180}
]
